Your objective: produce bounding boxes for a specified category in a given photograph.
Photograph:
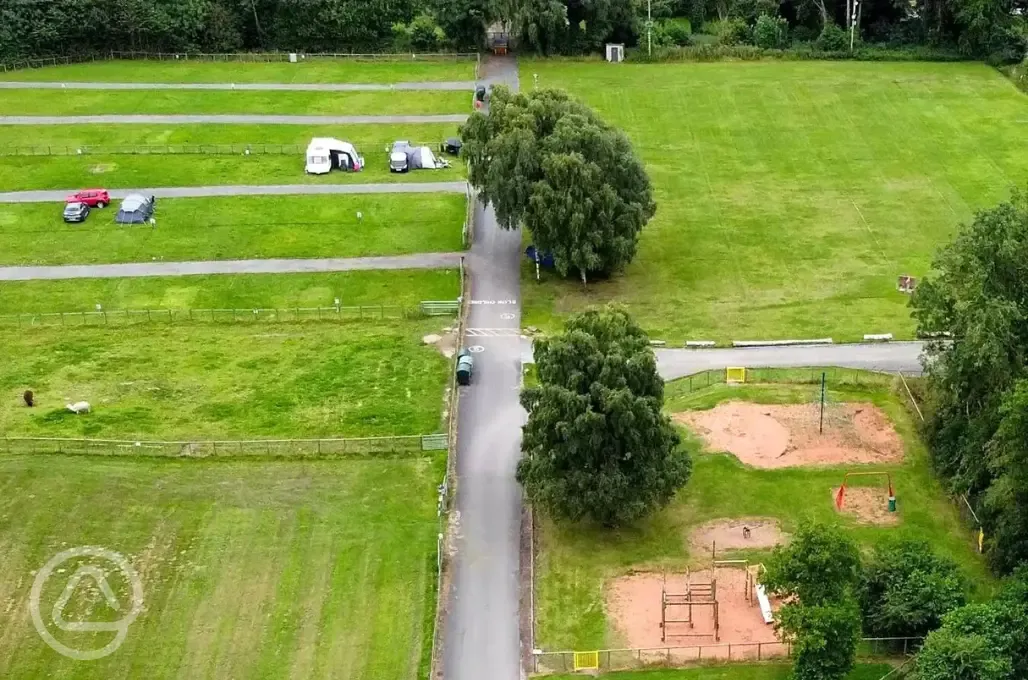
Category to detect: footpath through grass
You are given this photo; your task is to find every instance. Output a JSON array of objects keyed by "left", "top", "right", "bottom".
[
  {"left": 534, "top": 370, "right": 989, "bottom": 651},
  {"left": 0, "top": 269, "right": 460, "bottom": 313},
  {"left": 0, "top": 194, "right": 464, "bottom": 265},
  {"left": 0, "top": 454, "right": 441, "bottom": 680},
  {"left": 0, "top": 58, "right": 476, "bottom": 83},
  {"left": 546, "top": 664, "right": 893, "bottom": 680},
  {"left": 0, "top": 318, "right": 452, "bottom": 440},
  {"left": 0, "top": 88, "right": 470, "bottom": 116},
  {"left": 519, "top": 60, "right": 1028, "bottom": 342}
]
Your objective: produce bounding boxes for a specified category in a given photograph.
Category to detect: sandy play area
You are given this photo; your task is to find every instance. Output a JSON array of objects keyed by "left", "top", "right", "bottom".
[
  {"left": 607, "top": 568, "right": 786, "bottom": 661},
  {"left": 832, "top": 486, "right": 900, "bottom": 525},
  {"left": 675, "top": 401, "right": 904, "bottom": 468},
  {"left": 689, "top": 518, "right": 789, "bottom": 556}
]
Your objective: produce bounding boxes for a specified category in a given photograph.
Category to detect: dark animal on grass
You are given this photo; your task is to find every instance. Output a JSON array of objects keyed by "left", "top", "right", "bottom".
[{"left": 23, "top": 390, "right": 33, "bottom": 407}]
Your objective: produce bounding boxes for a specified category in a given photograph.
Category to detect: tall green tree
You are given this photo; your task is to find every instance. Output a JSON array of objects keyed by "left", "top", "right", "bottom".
[
  {"left": 461, "top": 87, "right": 655, "bottom": 282},
  {"left": 517, "top": 306, "right": 690, "bottom": 526},
  {"left": 762, "top": 521, "right": 863, "bottom": 680},
  {"left": 912, "top": 187, "right": 1028, "bottom": 573},
  {"left": 431, "top": 0, "right": 494, "bottom": 49},
  {"left": 859, "top": 538, "right": 967, "bottom": 638}
]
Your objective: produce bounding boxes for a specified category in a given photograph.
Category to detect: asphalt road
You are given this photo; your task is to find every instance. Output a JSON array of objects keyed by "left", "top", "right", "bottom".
[
  {"left": 0, "top": 181, "right": 468, "bottom": 203},
  {"left": 443, "top": 55, "right": 524, "bottom": 680},
  {"left": 0, "top": 80, "right": 477, "bottom": 92},
  {"left": 0, "top": 113, "right": 468, "bottom": 125},
  {"left": 654, "top": 342, "right": 926, "bottom": 377},
  {"left": 0, "top": 253, "right": 462, "bottom": 281},
  {"left": 519, "top": 339, "right": 926, "bottom": 377}
]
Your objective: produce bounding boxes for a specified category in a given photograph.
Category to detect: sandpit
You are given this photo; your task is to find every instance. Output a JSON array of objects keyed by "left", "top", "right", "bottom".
[
  {"left": 674, "top": 401, "right": 904, "bottom": 468},
  {"left": 688, "top": 518, "right": 789, "bottom": 556},
  {"left": 607, "top": 568, "right": 786, "bottom": 661},
  {"left": 832, "top": 486, "right": 900, "bottom": 525}
]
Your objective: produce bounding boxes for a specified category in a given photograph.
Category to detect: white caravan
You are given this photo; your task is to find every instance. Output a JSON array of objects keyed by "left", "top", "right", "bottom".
[{"left": 305, "top": 138, "right": 364, "bottom": 175}]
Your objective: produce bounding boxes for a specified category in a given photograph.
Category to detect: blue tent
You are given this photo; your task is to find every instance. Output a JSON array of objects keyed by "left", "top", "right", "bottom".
[{"left": 525, "top": 245, "right": 555, "bottom": 268}]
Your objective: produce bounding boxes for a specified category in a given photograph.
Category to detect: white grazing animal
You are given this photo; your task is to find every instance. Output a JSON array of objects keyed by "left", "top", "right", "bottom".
[{"left": 66, "top": 401, "right": 90, "bottom": 414}]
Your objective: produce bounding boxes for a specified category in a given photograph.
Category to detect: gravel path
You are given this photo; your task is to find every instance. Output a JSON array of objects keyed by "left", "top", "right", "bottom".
[
  {"left": 0, "top": 80, "right": 477, "bottom": 92},
  {"left": 0, "top": 181, "right": 468, "bottom": 203},
  {"left": 0, "top": 113, "right": 468, "bottom": 125},
  {"left": 0, "top": 253, "right": 463, "bottom": 281}
]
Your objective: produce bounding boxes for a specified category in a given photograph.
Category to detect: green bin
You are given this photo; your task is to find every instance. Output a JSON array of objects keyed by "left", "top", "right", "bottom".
[{"left": 888, "top": 496, "right": 897, "bottom": 513}]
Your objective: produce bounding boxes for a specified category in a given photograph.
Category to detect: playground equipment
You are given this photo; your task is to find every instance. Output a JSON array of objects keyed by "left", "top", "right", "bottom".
[
  {"left": 746, "top": 563, "right": 774, "bottom": 624},
  {"left": 835, "top": 471, "right": 896, "bottom": 512},
  {"left": 661, "top": 567, "right": 719, "bottom": 642}
]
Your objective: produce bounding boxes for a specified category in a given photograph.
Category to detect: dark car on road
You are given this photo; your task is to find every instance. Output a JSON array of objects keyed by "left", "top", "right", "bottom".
[{"left": 62, "top": 201, "right": 90, "bottom": 223}]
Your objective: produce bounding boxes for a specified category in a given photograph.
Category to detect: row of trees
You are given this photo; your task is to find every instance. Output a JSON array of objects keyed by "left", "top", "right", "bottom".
[
  {"left": 911, "top": 188, "right": 1028, "bottom": 575},
  {"left": 2, "top": 0, "right": 1025, "bottom": 60},
  {"left": 762, "top": 524, "right": 968, "bottom": 679},
  {"left": 761, "top": 521, "right": 1028, "bottom": 680}
]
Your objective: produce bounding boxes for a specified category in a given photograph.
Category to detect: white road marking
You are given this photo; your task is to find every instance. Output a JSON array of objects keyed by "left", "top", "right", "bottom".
[{"left": 465, "top": 328, "right": 521, "bottom": 337}]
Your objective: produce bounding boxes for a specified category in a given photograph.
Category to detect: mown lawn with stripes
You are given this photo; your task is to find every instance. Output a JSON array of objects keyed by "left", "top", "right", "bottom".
[{"left": 0, "top": 454, "right": 441, "bottom": 680}]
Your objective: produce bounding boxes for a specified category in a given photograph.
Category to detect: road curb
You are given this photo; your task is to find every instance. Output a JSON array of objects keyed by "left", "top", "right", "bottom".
[{"left": 732, "top": 338, "right": 834, "bottom": 347}]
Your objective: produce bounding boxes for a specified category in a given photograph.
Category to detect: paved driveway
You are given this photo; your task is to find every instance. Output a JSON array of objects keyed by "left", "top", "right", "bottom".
[{"left": 443, "top": 54, "right": 524, "bottom": 680}]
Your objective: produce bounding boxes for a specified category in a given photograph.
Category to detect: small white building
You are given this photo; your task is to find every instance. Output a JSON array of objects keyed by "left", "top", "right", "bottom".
[{"left": 605, "top": 43, "right": 625, "bottom": 63}]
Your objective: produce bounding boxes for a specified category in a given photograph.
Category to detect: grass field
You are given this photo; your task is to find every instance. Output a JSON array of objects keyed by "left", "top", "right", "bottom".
[
  {"left": 0, "top": 58, "right": 476, "bottom": 83},
  {"left": 0, "top": 89, "right": 470, "bottom": 116},
  {"left": 534, "top": 370, "right": 989, "bottom": 651},
  {"left": 519, "top": 61, "right": 1028, "bottom": 342},
  {"left": 0, "top": 194, "right": 464, "bottom": 265},
  {"left": 547, "top": 665, "right": 893, "bottom": 680},
  {"left": 0, "top": 269, "right": 460, "bottom": 313},
  {"left": 0, "top": 122, "right": 465, "bottom": 190},
  {"left": 0, "top": 453, "right": 441, "bottom": 680},
  {"left": 0, "top": 121, "right": 461, "bottom": 149},
  {"left": 0, "top": 319, "right": 452, "bottom": 439}
]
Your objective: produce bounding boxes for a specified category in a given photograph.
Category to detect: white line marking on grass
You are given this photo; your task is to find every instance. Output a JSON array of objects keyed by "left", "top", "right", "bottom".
[{"left": 851, "top": 200, "right": 888, "bottom": 262}]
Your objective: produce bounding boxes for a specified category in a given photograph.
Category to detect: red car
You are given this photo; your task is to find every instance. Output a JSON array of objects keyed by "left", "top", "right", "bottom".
[{"left": 65, "top": 189, "right": 110, "bottom": 208}]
